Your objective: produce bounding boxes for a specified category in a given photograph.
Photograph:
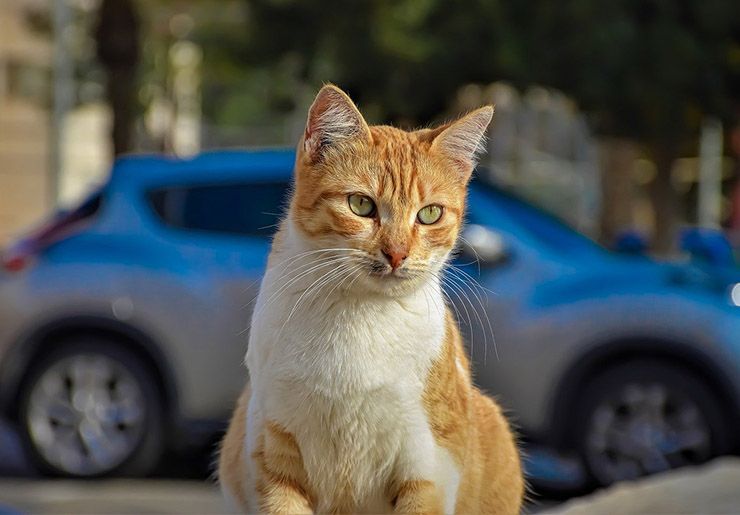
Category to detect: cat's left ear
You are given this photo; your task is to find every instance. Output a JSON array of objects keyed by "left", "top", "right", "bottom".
[
  {"left": 430, "top": 106, "right": 493, "bottom": 180},
  {"left": 302, "top": 84, "right": 371, "bottom": 162}
]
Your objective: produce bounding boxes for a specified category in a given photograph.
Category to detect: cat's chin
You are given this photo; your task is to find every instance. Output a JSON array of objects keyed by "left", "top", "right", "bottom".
[{"left": 355, "top": 270, "right": 430, "bottom": 297}]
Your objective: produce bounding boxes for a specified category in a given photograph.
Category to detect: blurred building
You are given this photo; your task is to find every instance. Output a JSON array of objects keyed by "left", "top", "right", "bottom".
[
  {"left": 454, "top": 82, "right": 600, "bottom": 236},
  {"left": 0, "top": 0, "right": 51, "bottom": 245}
]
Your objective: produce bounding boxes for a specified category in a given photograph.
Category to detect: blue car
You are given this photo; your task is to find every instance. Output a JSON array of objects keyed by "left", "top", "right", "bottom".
[
  {"left": 0, "top": 149, "right": 738, "bottom": 488},
  {"left": 462, "top": 183, "right": 739, "bottom": 488}
]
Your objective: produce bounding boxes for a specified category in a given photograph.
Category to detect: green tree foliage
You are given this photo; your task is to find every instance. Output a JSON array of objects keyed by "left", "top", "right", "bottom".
[
  {"left": 526, "top": 0, "right": 739, "bottom": 248},
  {"left": 198, "top": 0, "right": 530, "bottom": 125},
  {"left": 529, "top": 0, "right": 739, "bottom": 140},
  {"left": 230, "top": 0, "right": 738, "bottom": 129}
]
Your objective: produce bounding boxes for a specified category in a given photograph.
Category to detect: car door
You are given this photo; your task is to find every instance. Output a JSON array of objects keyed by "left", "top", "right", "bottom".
[
  {"left": 450, "top": 184, "right": 567, "bottom": 429},
  {"left": 451, "top": 212, "right": 542, "bottom": 381},
  {"left": 145, "top": 179, "right": 290, "bottom": 419}
]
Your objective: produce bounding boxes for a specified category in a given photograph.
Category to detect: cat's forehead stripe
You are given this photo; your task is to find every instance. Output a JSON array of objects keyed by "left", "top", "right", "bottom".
[{"left": 370, "top": 126, "right": 425, "bottom": 203}]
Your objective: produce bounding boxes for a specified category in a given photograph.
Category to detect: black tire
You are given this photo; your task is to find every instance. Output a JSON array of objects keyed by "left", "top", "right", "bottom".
[
  {"left": 573, "top": 359, "right": 732, "bottom": 487},
  {"left": 18, "top": 338, "right": 164, "bottom": 477}
]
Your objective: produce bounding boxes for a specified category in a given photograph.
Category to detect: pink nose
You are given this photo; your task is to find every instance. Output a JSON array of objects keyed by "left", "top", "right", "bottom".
[{"left": 382, "top": 247, "right": 408, "bottom": 270}]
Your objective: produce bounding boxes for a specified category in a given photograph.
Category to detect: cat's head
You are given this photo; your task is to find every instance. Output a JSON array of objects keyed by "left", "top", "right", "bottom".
[{"left": 289, "top": 84, "right": 492, "bottom": 296}]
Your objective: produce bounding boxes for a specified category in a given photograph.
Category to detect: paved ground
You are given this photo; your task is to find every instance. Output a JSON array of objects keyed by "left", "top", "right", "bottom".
[
  {"left": 0, "top": 419, "right": 225, "bottom": 514},
  {"left": 2, "top": 459, "right": 739, "bottom": 514},
  {"left": 1, "top": 418, "right": 738, "bottom": 515},
  {"left": 542, "top": 457, "right": 740, "bottom": 515},
  {"left": 0, "top": 479, "right": 224, "bottom": 514}
]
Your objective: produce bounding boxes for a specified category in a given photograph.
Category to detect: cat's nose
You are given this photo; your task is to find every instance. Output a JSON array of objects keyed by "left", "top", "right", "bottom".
[{"left": 382, "top": 247, "right": 408, "bottom": 270}]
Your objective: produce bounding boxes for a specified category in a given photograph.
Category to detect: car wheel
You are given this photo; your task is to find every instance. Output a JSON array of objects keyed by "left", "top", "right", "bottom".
[
  {"left": 575, "top": 360, "right": 731, "bottom": 486},
  {"left": 18, "top": 339, "right": 164, "bottom": 477}
]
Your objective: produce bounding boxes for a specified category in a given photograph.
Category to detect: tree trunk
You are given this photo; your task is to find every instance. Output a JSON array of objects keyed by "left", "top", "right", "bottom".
[
  {"left": 95, "top": 0, "right": 140, "bottom": 156},
  {"left": 107, "top": 66, "right": 136, "bottom": 155},
  {"left": 648, "top": 143, "right": 681, "bottom": 254},
  {"left": 598, "top": 138, "right": 638, "bottom": 246}
]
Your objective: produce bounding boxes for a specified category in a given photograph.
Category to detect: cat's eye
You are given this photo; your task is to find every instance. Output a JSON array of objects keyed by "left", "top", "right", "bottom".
[
  {"left": 348, "top": 194, "right": 376, "bottom": 217},
  {"left": 417, "top": 205, "right": 443, "bottom": 225}
]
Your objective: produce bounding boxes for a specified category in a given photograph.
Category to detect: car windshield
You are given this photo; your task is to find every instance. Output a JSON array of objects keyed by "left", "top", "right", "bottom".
[{"left": 471, "top": 180, "right": 604, "bottom": 256}]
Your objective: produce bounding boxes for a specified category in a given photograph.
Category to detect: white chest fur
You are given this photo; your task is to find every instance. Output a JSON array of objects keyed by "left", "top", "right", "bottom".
[{"left": 244, "top": 230, "right": 455, "bottom": 511}]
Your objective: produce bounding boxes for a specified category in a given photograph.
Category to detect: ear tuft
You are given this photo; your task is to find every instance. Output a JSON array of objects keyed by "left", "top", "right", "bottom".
[
  {"left": 431, "top": 106, "right": 494, "bottom": 177},
  {"left": 303, "top": 85, "right": 370, "bottom": 160}
]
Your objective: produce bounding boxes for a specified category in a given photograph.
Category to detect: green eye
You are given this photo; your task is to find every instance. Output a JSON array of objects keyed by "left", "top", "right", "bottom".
[
  {"left": 417, "top": 205, "right": 443, "bottom": 225},
  {"left": 348, "top": 194, "right": 376, "bottom": 217}
]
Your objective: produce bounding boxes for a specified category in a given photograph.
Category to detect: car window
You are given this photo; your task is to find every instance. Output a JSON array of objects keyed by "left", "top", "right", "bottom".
[{"left": 148, "top": 182, "right": 290, "bottom": 238}]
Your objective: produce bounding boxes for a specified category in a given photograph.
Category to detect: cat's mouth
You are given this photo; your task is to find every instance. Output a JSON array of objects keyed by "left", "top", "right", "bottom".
[
  {"left": 367, "top": 261, "right": 412, "bottom": 280},
  {"left": 369, "top": 270, "right": 408, "bottom": 279},
  {"left": 359, "top": 259, "right": 428, "bottom": 295}
]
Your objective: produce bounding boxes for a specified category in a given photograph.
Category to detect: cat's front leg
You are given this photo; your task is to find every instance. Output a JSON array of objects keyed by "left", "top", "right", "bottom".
[
  {"left": 390, "top": 479, "right": 444, "bottom": 515},
  {"left": 256, "top": 478, "right": 312, "bottom": 515},
  {"left": 389, "top": 425, "right": 448, "bottom": 515},
  {"left": 253, "top": 420, "right": 314, "bottom": 514}
]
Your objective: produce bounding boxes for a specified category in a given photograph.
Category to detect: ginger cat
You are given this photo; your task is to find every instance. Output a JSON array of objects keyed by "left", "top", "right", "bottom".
[{"left": 219, "top": 85, "right": 524, "bottom": 514}]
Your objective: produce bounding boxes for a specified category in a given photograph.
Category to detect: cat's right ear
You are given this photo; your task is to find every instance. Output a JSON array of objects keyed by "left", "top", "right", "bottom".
[
  {"left": 429, "top": 106, "right": 493, "bottom": 180},
  {"left": 302, "top": 85, "right": 371, "bottom": 162}
]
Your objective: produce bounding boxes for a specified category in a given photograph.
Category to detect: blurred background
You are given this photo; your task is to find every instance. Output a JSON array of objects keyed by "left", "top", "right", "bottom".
[
  {"left": 0, "top": 0, "right": 739, "bottom": 513},
  {"left": 3, "top": 0, "right": 740, "bottom": 249}
]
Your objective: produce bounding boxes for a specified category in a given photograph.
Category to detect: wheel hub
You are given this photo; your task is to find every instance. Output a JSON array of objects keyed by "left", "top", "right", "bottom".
[
  {"left": 585, "top": 381, "right": 712, "bottom": 484},
  {"left": 26, "top": 354, "right": 146, "bottom": 475}
]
